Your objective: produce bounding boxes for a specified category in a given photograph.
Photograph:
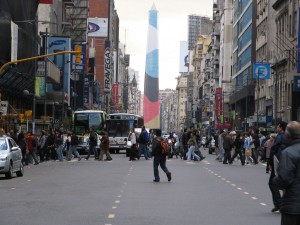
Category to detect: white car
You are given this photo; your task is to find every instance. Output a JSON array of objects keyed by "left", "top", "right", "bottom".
[{"left": 0, "top": 136, "right": 24, "bottom": 179}]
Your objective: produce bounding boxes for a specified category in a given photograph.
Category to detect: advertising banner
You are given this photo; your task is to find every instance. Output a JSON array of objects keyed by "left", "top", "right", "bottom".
[
  {"left": 83, "top": 76, "right": 90, "bottom": 108},
  {"left": 112, "top": 84, "right": 119, "bottom": 104},
  {"left": 179, "top": 41, "right": 188, "bottom": 73},
  {"left": 11, "top": 22, "right": 18, "bottom": 61},
  {"left": 104, "top": 40, "right": 111, "bottom": 92},
  {"left": 0, "top": 101, "right": 8, "bottom": 116},
  {"left": 215, "top": 87, "right": 222, "bottom": 121},
  {"left": 87, "top": 18, "right": 108, "bottom": 37}
]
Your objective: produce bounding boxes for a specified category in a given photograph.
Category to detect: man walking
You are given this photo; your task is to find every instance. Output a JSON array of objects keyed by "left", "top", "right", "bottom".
[
  {"left": 273, "top": 121, "right": 300, "bottom": 224},
  {"left": 269, "top": 121, "right": 287, "bottom": 213},
  {"left": 138, "top": 126, "right": 149, "bottom": 160},
  {"left": 86, "top": 128, "right": 98, "bottom": 160},
  {"left": 152, "top": 129, "right": 171, "bottom": 182},
  {"left": 68, "top": 130, "right": 81, "bottom": 161},
  {"left": 223, "top": 131, "right": 233, "bottom": 164}
]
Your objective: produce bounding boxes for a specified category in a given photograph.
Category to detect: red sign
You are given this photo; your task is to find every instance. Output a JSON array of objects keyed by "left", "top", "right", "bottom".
[
  {"left": 112, "top": 84, "right": 119, "bottom": 104},
  {"left": 39, "top": 0, "right": 53, "bottom": 4},
  {"left": 215, "top": 88, "right": 222, "bottom": 120}
]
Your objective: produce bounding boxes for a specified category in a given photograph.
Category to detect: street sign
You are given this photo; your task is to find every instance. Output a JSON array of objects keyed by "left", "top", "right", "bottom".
[
  {"left": 293, "top": 76, "right": 300, "bottom": 92},
  {"left": 253, "top": 62, "right": 271, "bottom": 79}
]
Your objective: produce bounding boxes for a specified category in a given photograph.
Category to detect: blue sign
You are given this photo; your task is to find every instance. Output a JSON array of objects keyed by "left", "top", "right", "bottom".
[
  {"left": 253, "top": 62, "right": 271, "bottom": 79},
  {"left": 293, "top": 76, "right": 300, "bottom": 92}
]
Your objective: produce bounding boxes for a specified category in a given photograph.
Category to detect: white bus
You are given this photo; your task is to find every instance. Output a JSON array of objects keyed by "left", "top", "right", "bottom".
[
  {"left": 73, "top": 110, "right": 107, "bottom": 135},
  {"left": 106, "top": 113, "right": 143, "bottom": 154}
]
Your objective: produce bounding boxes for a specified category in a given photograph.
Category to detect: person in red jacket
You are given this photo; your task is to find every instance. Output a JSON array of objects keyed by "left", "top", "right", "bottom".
[{"left": 25, "top": 131, "right": 39, "bottom": 165}]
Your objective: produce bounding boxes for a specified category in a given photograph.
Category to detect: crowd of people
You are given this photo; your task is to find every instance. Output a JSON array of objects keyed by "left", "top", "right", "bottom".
[
  {"left": 1, "top": 120, "right": 300, "bottom": 224},
  {"left": 0, "top": 127, "right": 113, "bottom": 165}
]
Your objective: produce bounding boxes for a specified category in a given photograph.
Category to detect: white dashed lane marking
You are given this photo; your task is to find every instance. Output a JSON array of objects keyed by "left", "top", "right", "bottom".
[{"left": 204, "top": 167, "right": 268, "bottom": 208}]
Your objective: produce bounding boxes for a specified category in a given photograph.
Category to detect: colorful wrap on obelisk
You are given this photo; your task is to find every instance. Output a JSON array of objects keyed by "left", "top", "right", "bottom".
[{"left": 144, "top": 4, "right": 160, "bottom": 129}]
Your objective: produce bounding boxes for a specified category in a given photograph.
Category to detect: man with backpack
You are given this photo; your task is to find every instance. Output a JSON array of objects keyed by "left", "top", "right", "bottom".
[
  {"left": 152, "top": 129, "right": 172, "bottom": 182},
  {"left": 68, "top": 130, "right": 81, "bottom": 161}
]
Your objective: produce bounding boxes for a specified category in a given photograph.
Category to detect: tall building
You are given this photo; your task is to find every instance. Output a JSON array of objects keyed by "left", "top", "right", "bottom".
[
  {"left": 230, "top": 0, "right": 256, "bottom": 130},
  {"left": 188, "top": 15, "right": 212, "bottom": 50},
  {"left": 143, "top": 4, "right": 160, "bottom": 128}
]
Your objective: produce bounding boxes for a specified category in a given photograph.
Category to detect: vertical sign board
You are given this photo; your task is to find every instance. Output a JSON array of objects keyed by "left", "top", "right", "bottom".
[
  {"left": 104, "top": 40, "right": 111, "bottom": 93},
  {"left": 112, "top": 84, "right": 119, "bottom": 104},
  {"left": 11, "top": 22, "right": 18, "bottom": 61},
  {"left": 298, "top": 8, "right": 300, "bottom": 73},
  {"left": 215, "top": 88, "right": 222, "bottom": 128},
  {"left": 83, "top": 76, "right": 90, "bottom": 108}
]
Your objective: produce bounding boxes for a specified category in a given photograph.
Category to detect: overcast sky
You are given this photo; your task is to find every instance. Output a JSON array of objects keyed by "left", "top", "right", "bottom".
[{"left": 114, "top": 0, "right": 213, "bottom": 91}]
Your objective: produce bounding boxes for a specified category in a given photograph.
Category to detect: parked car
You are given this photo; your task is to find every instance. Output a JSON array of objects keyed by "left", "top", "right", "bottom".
[{"left": 0, "top": 136, "right": 24, "bottom": 179}]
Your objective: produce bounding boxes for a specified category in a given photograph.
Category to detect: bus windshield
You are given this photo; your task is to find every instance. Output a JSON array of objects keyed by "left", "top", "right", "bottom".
[
  {"left": 74, "top": 111, "right": 106, "bottom": 135},
  {"left": 106, "top": 120, "right": 134, "bottom": 138}
]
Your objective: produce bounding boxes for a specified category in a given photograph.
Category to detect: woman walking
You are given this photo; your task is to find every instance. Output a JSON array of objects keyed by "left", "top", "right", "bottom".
[{"left": 129, "top": 128, "right": 137, "bottom": 161}]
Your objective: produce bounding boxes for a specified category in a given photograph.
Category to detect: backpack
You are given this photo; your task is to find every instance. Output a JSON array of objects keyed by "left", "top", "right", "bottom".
[{"left": 156, "top": 137, "right": 169, "bottom": 155}]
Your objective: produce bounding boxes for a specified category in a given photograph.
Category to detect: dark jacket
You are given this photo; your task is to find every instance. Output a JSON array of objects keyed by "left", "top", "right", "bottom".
[
  {"left": 270, "top": 132, "right": 287, "bottom": 170},
  {"left": 273, "top": 140, "right": 300, "bottom": 214},
  {"left": 139, "top": 130, "right": 149, "bottom": 144},
  {"left": 89, "top": 132, "right": 98, "bottom": 146},
  {"left": 181, "top": 132, "right": 188, "bottom": 146},
  {"left": 223, "top": 134, "right": 233, "bottom": 151},
  {"left": 234, "top": 136, "right": 243, "bottom": 150}
]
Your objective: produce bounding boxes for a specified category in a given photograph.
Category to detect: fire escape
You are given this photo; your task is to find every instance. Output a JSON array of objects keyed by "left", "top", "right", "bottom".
[{"left": 62, "top": 0, "right": 88, "bottom": 42}]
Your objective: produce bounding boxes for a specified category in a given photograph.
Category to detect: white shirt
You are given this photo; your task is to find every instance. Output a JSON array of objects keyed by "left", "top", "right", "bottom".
[{"left": 130, "top": 132, "right": 136, "bottom": 144}]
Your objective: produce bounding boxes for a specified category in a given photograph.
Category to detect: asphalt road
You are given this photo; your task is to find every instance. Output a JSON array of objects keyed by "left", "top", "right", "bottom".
[{"left": 0, "top": 150, "right": 281, "bottom": 225}]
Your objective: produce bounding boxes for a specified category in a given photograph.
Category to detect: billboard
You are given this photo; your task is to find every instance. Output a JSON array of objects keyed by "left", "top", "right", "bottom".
[
  {"left": 47, "top": 36, "right": 71, "bottom": 104},
  {"left": 179, "top": 41, "right": 188, "bottom": 73},
  {"left": 87, "top": 18, "right": 108, "bottom": 37}
]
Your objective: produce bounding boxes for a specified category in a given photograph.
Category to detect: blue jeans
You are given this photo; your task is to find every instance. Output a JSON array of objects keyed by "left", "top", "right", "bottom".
[
  {"left": 186, "top": 145, "right": 200, "bottom": 161},
  {"left": 216, "top": 148, "right": 224, "bottom": 160},
  {"left": 56, "top": 144, "right": 64, "bottom": 161},
  {"left": 68, "top": 145, "right": 81, "bottom": 160},
  {"left": 139, "top": 143, "right": 149, "bottom": 159},
  {"left": 153, "top": 155, "right": 170, "bottom": 181}
]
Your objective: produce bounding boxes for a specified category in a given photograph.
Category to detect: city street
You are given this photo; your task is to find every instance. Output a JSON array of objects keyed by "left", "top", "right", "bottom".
[{"left": 0, "top": 150, "right": 280, "bottom": 225}]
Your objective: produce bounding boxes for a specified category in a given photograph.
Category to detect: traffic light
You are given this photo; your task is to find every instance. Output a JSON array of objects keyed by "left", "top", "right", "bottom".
[
  {"left": 74, "top": 45, "right": 82, "bottom": 63},
  {"left": 19, "top": 113, "right": 24, "bottom": 123}
]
